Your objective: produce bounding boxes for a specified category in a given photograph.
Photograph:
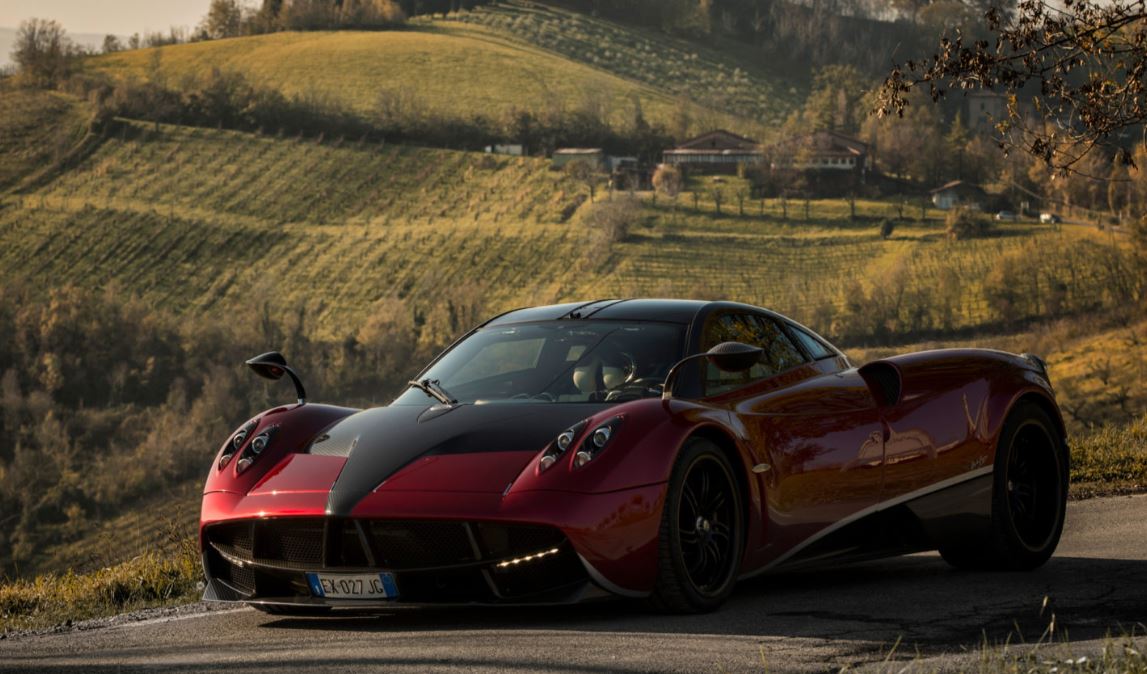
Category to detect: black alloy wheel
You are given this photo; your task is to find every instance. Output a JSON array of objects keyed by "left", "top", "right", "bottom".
[
  {"left": 940, "top": 401, "right": 1067, "bottom": 571},
  {"left": 1005, "top": 420, "right": 1062, "bottom": 552},
  {"left": 650, "top": 438, "right": 744, "bottom": 613}
]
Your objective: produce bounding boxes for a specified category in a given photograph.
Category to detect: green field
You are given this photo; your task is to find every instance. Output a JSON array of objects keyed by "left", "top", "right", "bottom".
[{"left": 89, "top": 22, "right": 756, "bottom": 136}]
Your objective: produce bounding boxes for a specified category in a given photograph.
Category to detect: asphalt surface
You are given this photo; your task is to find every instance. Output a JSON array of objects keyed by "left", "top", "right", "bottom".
[{"left": 3, "top": 495, "right": 1146, "bottom": 673}]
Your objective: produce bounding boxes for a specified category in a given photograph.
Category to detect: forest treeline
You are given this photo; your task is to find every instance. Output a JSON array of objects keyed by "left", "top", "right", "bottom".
[
  {"left": 67, "top": 65, "right": 674, "bottom": 160},
  {"left": 0, "top": 282, "right": 488, "bottom": 576},
  {"left": 203, "top": 0, "right": 1002, "bottom": 75}
]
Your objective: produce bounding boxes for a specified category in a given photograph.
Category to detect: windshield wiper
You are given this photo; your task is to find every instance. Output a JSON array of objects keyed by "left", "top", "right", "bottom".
[{"left": 406, "top": 378, "right": 457, "bottom": 406}]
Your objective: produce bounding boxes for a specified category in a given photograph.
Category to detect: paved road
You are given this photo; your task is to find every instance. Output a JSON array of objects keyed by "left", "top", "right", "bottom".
[{"left": 3, "top": 495, "right": 1146, "bottom": 673}]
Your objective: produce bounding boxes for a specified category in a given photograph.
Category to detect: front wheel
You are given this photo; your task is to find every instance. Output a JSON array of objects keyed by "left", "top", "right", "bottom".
[
  {"left": 649, "top": 438, "right": 744, "bottom": 613},
  {"left": 940, "top": 401, "right": 1067, "bottom": 570}
]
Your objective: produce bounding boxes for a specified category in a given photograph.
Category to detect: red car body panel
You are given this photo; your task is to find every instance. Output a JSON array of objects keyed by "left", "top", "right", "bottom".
[{"left": 199, "top": 300, "right": 1064, "bottom": 606}]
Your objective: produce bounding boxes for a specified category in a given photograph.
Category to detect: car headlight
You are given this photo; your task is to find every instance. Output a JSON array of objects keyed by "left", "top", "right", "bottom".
[
  {"left": 235, "top": 425, "right": 278, "bottom": 474},
  {"left": 218, "top": 419, "right": 258, "bottom": 470},
  {"left": 573, "top": 416, "right": 623, "bottom": 468},
  {"left": 538, "top": 421, "right": 587, "bottom": 473}
]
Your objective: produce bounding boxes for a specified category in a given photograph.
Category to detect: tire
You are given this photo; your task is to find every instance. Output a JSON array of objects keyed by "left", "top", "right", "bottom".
[
  {"left": 251, "top": 603, "right": 333, "bottom": 617},
  {"left": 940, "top": 401, "right": 1067, "bottom": 571},
  {"left": 649, "top": 438, "right": 744, "bottom": 613}
]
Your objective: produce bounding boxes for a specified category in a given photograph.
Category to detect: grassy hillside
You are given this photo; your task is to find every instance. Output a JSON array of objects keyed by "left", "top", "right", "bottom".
[
  {"left": 445, "top": 1, "right": 803, "bottom": 129},
  {"left": 1, "top": 118, "right": 1130, "bottom": 340},
  {"left": 0, "top": 120, "right": 595, "bottom": 333},
  {"left": 0, "top": 88, "right": 91, "bottom": 192},
  {"left": 89, "top": 23, "right": 755, "bottom": 135}
]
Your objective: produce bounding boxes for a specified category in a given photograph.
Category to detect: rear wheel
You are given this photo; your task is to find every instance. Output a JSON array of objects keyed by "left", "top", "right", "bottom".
[
  {"left": 649, "top": 438, "right": 744, "bottom": 613},
  {"left": 940, "top": 401, "right": 1067, "bottom": 571}
]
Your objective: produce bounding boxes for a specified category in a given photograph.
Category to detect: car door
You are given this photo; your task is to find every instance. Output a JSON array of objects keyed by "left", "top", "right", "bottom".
[{"left": 697, "top": 311, "right": 887, "bottom": 566}]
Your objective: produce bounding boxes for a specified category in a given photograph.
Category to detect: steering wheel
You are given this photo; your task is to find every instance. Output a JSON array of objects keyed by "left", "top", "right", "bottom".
[
  {"left": 510, "top": 392, "right": 557, "bottom": 402},
  {"left": 604, "top": 378, "right": 664, "bottom": 401}
]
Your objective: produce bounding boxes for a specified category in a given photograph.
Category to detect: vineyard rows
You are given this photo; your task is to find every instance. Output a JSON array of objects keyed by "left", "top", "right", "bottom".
[
  {"left": 0, "top": 121, "right": 1128, "bottom": 344},
  {"left": 446, "top": 1, "right": 800, "bottom": 130}
]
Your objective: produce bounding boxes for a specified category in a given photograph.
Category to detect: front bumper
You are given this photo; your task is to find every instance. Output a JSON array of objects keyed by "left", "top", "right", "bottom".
[{"left": 200, "top": 484, "right": 666, "bottom": 606}]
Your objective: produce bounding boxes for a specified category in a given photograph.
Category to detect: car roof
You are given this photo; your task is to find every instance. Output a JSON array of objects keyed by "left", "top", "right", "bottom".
[{"left": 484, "top": 299, "right": 713, "bottom": 326}]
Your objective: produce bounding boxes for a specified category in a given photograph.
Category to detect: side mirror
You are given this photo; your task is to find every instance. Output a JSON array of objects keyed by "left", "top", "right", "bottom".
[
  {"left": 662, "top": 342, "right": 763, "bottom": 401},
  {"left": 246, "top": 351, "right": 307, "bottom": 405},
  {"left": 705, "top": 341, "right": 764, "bottom": 373}
]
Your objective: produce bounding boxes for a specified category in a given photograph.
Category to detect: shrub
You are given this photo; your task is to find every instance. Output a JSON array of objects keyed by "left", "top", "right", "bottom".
[
  {"left": 581, "top": 195, "right": 640, "bottom": 247},
  {"left": 945, "top": 207, "right": 991, "bottom": 240}
]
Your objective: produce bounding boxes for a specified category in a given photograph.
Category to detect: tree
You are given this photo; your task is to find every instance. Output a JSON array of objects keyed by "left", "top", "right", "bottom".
[
  {"left": 879, "top": 0, "right": 1147, "bottom": 172},
  {"left": 802, "top": 65, "right": 872, "bottom": 134},
  {"left": 565, "top": 160, "right": 599, "bottom": 203},
  {"left": 944, "top": 113, "right": 969, "bottom": 181},
  {"left": 652, "top": 164, "right": 683, "bottom": 220},
  {"left": 204, "top": 0, "right": 244, "bottom": 38},
  {"left": 710, "top": 185, "right": 724, "bottom": 215},
  {"left": 102, "top": 35, "right": 123, "bottom": 54},
  {"left": 11, "top": 19, "right": 82, "bottom": 88},
  {"left": 945, "top": 207, "right": 991, "bottom": 239},
  {"left": 861, "top": 93, "right": 945, "bottom": 182}
]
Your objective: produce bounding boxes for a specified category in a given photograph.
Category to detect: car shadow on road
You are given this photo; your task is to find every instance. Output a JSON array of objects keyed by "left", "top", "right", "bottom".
[{"left": 261, "top": 553, "right": 1147, "bottom": 653}]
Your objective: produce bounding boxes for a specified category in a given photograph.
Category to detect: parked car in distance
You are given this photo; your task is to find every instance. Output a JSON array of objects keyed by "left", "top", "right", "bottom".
[
  {"left": 1040, "top": 212, "right": 1062, "bottom": 224},
  {"left": 994, "top": 211, "right": 1018, "bottom": 222}
]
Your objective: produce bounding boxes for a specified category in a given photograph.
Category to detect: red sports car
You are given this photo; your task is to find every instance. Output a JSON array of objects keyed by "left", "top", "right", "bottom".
[{"left": 201, "top": 300, "right": 1068, "bottom": 614}]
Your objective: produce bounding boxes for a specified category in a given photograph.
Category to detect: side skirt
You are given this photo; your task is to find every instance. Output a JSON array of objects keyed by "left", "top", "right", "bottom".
[{"left": 745, "top": 467, "right": 994, "bottom": 577}]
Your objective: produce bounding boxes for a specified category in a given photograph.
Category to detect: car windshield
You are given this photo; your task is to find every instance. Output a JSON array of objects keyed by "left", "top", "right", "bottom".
[{"left": 393, "top": 321, "right": 686, "bottom": 405}]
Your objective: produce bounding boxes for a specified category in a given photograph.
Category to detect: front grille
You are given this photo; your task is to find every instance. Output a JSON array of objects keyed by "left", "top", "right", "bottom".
[
  {"left": 209, "top": 521, "right": 253, "bottom": 559},
  {"left": 366, "top": 521, "right": 476, "bottom": 569},
  {"left": 253, "top": 518, "right": 324, "bottom": 568},
  {"left": 210, "top": 550, "right": 256, "bottom": 595},
  {"left": 203, "top": 518, "right": 590, "bottom": 603}
]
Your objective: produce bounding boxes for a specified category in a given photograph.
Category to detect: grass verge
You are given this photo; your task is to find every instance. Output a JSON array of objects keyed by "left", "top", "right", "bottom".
[
  {"left": 1070, "top": 415, "right": 1147, "bottom": 499},
  {"left": 0, "top": 537, "right": 201, "bottom": 634}
]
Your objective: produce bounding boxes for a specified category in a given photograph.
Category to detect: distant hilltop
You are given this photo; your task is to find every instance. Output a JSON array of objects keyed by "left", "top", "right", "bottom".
[{"left": 0, "top": 26, "right": 124, "bottom": 67}]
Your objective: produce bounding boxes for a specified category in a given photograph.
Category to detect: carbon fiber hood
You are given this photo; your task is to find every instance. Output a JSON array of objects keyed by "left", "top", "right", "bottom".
[{"left": 311, "top": 403, "right": 605, "bottom": 516}]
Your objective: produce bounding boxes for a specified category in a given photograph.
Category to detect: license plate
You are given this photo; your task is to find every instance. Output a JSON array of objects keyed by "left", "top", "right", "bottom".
[{"left": 305, "top": 572, "right": 398, "bottom": 600}]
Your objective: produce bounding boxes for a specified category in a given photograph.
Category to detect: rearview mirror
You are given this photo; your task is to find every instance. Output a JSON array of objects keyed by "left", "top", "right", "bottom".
[
  {"left": 662, "top": 342, "right": 763, "bottom": 401},
  {"left": 246, "top": 351, "right": 307, "bottom": 405}
]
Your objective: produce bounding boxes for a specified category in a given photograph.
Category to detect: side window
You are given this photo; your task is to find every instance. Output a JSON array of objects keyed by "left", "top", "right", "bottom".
[
  {"left": 788, "top": 324, "right": 835, "bottom": 360},
  {"left": 700, "top": 313, "right": 805, "bottom": 395}
]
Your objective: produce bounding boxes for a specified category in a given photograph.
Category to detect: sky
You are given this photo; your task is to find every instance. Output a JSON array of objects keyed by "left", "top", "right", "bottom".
[{"left": 0, "top": 0, "right": 211, "bottom": 37}]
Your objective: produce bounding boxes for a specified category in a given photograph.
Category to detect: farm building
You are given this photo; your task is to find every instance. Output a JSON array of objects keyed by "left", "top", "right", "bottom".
[
  {"left": 751, "top": 131, "right": 870, "bottom": 197},
  {"left": 662, "top": 130, "right": 764, "bottom": 173},
  {"left": 930, "top": 180, "right": 987, "bottom": 210},
  {"left": 552, "top": 148, "right": 605, "bottom": 171},
  {"left": 768, "top": 131, "right": 869, "bottom": 174}
]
